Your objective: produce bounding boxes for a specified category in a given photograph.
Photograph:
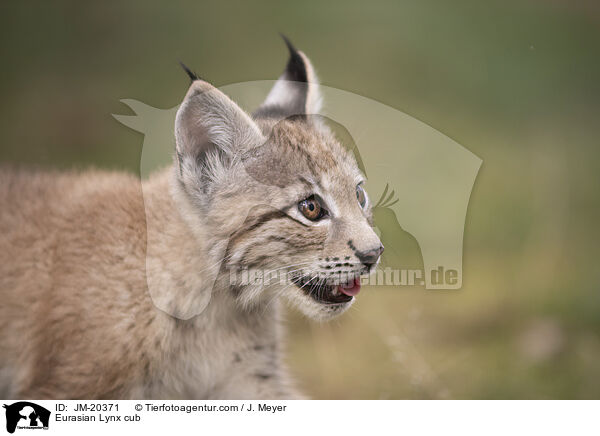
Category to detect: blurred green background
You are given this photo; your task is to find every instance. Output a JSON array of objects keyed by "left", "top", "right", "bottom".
[{"left": 1, "top": 0, "right": 599, "bottom": 399}]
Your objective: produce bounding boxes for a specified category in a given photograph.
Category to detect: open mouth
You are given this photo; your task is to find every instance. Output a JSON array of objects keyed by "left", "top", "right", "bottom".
[{"left": 291, "top": 275, "right": 362, "bottom": 304}]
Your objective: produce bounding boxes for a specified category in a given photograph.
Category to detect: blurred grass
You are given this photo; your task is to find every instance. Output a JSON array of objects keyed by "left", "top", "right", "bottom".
[{"left": 1, "top": 0, "right": 599, "bottom": 398}]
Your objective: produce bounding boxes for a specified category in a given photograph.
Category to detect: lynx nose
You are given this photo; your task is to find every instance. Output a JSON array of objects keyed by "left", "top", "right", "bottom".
[{"left": 356, "top": 244, "right": 384, "bottom": 268}]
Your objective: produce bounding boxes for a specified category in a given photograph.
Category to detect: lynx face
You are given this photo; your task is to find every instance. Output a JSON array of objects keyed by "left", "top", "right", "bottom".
[{"left": 174, "top": 39, "right": 382, "bottom": 320}]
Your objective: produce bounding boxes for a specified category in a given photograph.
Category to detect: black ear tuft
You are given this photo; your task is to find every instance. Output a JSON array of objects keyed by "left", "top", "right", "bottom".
[
  {"left": 279, "top": 34, "right": 307, "bottom": 83},
  {"left": 178, "top": 61, "right": 201, "bottom": 83}
]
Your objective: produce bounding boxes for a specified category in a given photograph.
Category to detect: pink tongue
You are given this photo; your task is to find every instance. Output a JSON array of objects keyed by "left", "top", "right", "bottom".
[{"left": 338, "top": 278, "right": 361, "bottom": 297}]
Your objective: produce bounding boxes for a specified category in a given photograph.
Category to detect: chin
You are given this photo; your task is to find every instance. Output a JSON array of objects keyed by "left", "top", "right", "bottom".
[
  {"left": 283, "top": 276, "right": 362, "bottom": 321},
  {"left": 285, "top": 291, "right": 354, "bottom": 321}
]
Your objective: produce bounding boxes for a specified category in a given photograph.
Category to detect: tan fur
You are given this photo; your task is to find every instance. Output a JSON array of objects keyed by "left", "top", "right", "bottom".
[
  {"left": 0, "top": 42, "right": 382, "bottom": 399},
  {"left": 0, "top": 168, "right": 296, "bottom": 399}
]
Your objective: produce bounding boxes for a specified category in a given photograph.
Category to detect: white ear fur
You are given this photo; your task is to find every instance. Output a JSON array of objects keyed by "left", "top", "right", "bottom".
[
  {"left": 255, "top": 38, "right": 322, "bottom": 119},
  {"left": 262, "top": 51, "right": 322, "bottom": 115},
  {"left": 299, "top": 51, "right": 323, "bottom": 115},
  {"left": 174, "top": 81, "right": 265, "bottom": 206},
  {"left": 175, "top": 80, "right": 264, "bottom": 160}
]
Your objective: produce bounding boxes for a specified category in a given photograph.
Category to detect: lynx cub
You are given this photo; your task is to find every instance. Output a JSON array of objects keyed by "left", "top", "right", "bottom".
[{"left": 0, "top": 38, "right": 382, "bottom": 399}]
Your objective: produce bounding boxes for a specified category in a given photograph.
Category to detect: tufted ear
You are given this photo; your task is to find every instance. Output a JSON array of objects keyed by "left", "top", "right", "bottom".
[
  {"left": 175, "top": 80, "right": 265, "bottom": 198},
  {"left": 254, "top": 36, "right": 322, "bottom": 120}
]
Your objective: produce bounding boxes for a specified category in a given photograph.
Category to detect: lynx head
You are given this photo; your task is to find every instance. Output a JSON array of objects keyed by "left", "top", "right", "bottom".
[{"left": 172, "top": 37, "right": 382, "bottom": 320}]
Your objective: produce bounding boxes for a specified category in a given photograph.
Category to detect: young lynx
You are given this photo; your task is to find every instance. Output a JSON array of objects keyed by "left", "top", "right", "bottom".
[{"left": 0, "top": 38, "right": 382, "bottom": 399}]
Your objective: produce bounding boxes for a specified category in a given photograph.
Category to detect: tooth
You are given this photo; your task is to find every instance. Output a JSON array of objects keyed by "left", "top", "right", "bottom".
[{"left": 332, "top": 287, "right": 339, "bottom": 296}]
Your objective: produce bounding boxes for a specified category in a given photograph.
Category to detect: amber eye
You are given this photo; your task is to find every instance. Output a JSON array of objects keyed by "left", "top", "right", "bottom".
[
  {"left": 356, "top": 184, "right": 367, "bottom": 208},
  {"left": 298, "top": 195, "right": 326, "bottom": 221}
]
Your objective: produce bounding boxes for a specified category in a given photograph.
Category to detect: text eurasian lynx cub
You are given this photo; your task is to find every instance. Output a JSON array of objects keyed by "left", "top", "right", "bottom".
[{"left": 0, "top": 38, "right": 382, "bottom": 399}]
